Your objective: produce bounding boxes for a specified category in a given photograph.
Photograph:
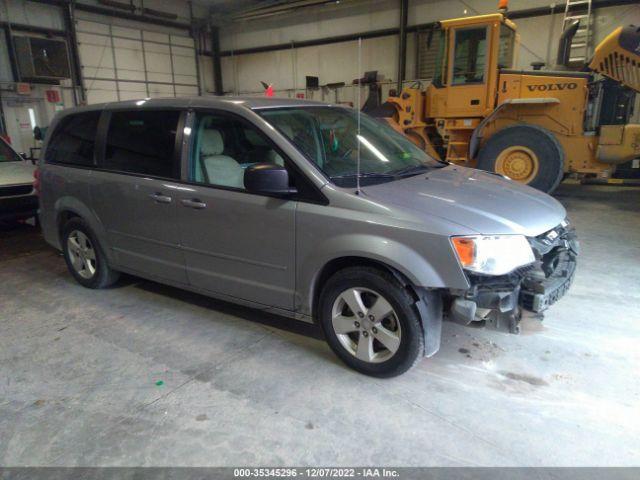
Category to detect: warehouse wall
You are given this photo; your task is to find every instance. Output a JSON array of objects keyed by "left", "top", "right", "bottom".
[
  {"left": 0, "top": 0, "right": 207, "bottom": 153},
  {"left": 218, "top": 0, "right": 640, "bottom": 105}
]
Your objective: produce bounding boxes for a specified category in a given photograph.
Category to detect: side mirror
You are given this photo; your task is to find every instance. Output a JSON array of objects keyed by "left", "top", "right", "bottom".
[{"left": 244, "top": 163, "right": 297, "bottom": 195}]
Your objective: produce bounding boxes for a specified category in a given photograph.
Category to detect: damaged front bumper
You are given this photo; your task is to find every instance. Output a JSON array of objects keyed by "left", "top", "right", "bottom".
[{"left": 448, "top": 222, "right": 579, "bottom": 334}]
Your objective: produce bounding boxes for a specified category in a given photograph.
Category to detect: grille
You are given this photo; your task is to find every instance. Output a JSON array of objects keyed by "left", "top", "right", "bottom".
[
  {"left": 0, "top": 185, "right": 33, "bottom": 197},
  {"left": 597, "top": 52, "right": 639, "bottom": 93}
]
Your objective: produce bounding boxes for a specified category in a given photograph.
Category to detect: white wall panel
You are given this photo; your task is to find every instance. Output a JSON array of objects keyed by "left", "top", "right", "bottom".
[
  {"left": 175, "top": 85, "right": 199, "bottom": 96},
  {"left": 86, "top": 80, "right": 118, "bottom": 105}
]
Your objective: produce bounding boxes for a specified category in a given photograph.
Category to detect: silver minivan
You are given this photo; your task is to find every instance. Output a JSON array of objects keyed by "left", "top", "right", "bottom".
[{"left": 39, "top": 97, "right": 578, "bottom": 377}]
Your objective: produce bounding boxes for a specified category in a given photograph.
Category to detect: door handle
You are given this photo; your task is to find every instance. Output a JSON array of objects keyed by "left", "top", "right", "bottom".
[
  {"left": 149, "top": 192, "right": 172, "bottom": 204},
  {"left": 181, "top": 198, "right": 207, "bottom": 209}
]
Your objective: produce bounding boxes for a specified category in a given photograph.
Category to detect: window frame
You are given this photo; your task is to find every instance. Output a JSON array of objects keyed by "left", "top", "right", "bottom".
[
  {"left": 449, "top": 25, "right": 490, "bottom": 86},
  {"left": 94, "top": 107, "right": 187, "bottom": 181},
  {"left": 181, "top": 108, "right": 328, "bottom": 205}
]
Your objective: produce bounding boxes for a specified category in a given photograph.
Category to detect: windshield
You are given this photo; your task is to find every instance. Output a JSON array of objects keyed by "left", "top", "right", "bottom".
[
  {"left": 0, "top": 138, "right": 22, "bottom": 163},
  {"left": 258, "top": 106, "right": 442, "bottom": 187}
]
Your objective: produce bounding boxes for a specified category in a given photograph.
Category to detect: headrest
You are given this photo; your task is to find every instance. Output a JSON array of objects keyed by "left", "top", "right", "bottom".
[{"left": 201, "top": 129, "right": 224, "bottom": 156}]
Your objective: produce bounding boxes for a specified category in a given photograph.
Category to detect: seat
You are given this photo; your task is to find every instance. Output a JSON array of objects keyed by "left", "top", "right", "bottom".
[{"left": 200, "top": 129, "right": 244, "bottom": 189}]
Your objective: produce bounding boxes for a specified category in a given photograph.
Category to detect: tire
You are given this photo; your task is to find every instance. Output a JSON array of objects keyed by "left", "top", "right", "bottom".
[
  {"left": 477, "top": 124, "right": 565, "bottom": 193},
  {"left": 61, "top": 217, "right": 119, "bottom": 289},
  {"left": 318, "top": 266, "right": 425, "bottom": 378}
]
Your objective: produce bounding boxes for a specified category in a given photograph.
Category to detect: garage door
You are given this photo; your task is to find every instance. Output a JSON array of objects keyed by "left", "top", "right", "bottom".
[{"left": 76, "top": 20, "right": 199, "bottom": 104}]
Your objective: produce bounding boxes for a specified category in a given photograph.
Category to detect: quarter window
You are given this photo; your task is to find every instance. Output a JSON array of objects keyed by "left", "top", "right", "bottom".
[
  {"left": 45, "top": 111, "right": 100, "bottom": 166},
  {"left": 190, "top": 112, "right": 289, "bottom": 190},
  {"left": 103, "top": 110, "right": 181, "bottom": 179},
  {"left": 452, "top": 27, "right": 487, "bottom": 85}
]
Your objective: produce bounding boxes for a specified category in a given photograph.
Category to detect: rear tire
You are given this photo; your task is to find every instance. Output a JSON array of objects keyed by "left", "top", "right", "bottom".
[
  {"left": 477, "top": 124, "right": 564, "bottom": 193},
  {"left": 61, "top": 218, "right": 119, "bottom": 289},
  {"left": 318, "top": 266, "right": 424, "bottom": 378}
]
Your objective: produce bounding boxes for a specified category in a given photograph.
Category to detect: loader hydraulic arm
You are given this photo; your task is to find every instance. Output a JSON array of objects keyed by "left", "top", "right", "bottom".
[{"left": 589, "top": 25, "right": 640, "bottom": 94}]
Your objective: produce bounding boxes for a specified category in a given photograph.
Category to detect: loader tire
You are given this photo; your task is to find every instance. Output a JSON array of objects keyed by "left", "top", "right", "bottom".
[{"left": 477, "top": 124, "right": 564, "bottom": 193}]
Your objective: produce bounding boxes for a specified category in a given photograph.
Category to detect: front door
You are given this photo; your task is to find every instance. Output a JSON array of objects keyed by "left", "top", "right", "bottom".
[
  {"left": 176, "top": 110, "right": 296, "bottom": 310},
  {"left": 446, "top": 25, "right": 490, "bottom": 117},
  {"left": 91, "top": 109, "right": 187, "bottom": 284}
]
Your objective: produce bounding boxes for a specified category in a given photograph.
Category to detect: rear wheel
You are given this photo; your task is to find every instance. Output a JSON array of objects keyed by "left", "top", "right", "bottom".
[
  {"left": 477, "top": 124, "right": 564, "bottom": 193},
  {"left": 62, "top": 218, "right": 119, "bottom": 289},
  {"left": 318, "top": 267, "right": 424, "bottom": 377}
]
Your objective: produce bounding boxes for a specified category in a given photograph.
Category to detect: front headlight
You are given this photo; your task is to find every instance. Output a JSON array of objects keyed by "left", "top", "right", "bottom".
[{"left": 451, "top": 235, "right": 535, "bottom": 276}]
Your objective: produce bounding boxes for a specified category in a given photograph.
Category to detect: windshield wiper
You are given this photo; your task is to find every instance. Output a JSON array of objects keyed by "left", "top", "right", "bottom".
[
  {"left": 388, "top": 164, "right": 432, "bottom": 177},
  {"left": 330, "top": 172, "right": 396, "bottom": 180}
]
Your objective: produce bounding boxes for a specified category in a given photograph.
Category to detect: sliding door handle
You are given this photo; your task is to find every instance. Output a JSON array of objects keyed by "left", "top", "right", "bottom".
[
  {"left": 181, "top": 198, "right": 207, "bottom": 210},
  {"left": 149, "top": 192, "right": 172, "bottom": 204}
]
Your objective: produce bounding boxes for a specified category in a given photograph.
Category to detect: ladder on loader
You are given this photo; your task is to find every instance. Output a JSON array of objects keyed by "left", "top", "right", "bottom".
[{"left": 562, "top": 0, "right": 593, "bottom": 65}]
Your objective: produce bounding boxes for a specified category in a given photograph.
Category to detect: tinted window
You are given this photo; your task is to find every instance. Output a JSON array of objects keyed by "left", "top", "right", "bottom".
[
  {"left": 45, "top": 111, "right": 100, "bottom": 166},
  {"left": 104, "top": 110, "right": 181, "bottom": 179},
  {"left": 190, "top": 112, "right": 288, "bottom": 190},
  {"left": 452, "top": 27, "right": 487, "bottom": 85}
]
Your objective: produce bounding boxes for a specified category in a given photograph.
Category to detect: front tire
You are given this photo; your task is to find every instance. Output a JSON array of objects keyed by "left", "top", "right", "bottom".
[
  {"left": 477, "top": 124, "right": 564, "bottom": 193},
  {"left": 318, "top": 267, "right": 424, "bottom": 377},
  {"left": 61, "top": 218, "right": 119, "bottom": 289}
]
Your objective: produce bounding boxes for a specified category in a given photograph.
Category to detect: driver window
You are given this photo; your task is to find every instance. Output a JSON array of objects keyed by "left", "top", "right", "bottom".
[
  {"left": 190, "top": 112, "right": 287, "bottom": 190},
  {"left": 452, "top": 27, "right": 487, "bottom": 85}
]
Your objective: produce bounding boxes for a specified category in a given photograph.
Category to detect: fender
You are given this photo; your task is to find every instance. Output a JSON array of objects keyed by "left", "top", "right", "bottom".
[{"left": 298, "top": 233, "right": 469, "bottom": 316}]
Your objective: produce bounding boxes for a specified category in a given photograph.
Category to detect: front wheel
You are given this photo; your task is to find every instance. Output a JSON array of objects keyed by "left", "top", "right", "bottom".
[
  {"left": 477, "top": 124, "right": 565, "bottom": 193},
  {"left": 318, "top": 267, "right": 425, "bottom": 377}
]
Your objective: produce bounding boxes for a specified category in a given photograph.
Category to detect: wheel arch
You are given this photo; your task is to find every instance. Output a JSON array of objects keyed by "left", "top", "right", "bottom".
[
  {"left": 310, "top": 255, "right": 419, "bottom": 323},
  {"left": 52, "top": 197, "right": 114, "bottom": 263},
  {"left": 309, "top": 254, "right": 444, "bottom": 358}
]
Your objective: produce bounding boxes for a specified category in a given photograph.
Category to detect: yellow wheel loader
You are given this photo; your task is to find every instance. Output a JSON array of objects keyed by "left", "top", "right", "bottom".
[{"left": 374, "top": 8, "right": 640, "bottom": 192}]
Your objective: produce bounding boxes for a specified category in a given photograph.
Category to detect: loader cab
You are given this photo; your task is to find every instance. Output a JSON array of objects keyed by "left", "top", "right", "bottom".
[{"left": 428, "top": 13, "right": 518, "bottom": 118}]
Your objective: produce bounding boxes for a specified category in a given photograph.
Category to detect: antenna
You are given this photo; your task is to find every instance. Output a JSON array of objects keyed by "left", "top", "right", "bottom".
[{"left": 356, "top": 36, "right": 362, "bottom": 194}]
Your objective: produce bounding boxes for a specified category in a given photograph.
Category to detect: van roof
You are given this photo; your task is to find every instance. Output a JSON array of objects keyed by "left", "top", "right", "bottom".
[{"left": 63, "top": 96, "right": 330, "bottom": 114}]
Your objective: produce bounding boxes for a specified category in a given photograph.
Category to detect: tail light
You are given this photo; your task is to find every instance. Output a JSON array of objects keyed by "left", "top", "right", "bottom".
[{"left": 33, "top": 167, "right": 41, "bottom": 196}]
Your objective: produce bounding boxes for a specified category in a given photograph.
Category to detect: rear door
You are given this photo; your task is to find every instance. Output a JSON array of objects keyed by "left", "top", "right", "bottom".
[
  {"left": 175, "top": 110, "right": 297, "bottom": 310},
  {"left": 91, "top": 109, "right": 188, "bottom": 283}
]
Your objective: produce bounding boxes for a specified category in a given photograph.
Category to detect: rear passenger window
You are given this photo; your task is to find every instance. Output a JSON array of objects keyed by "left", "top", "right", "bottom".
[
  {"left": 45, "top": 111, "right": 100, "bottom": 166},
  {"left": 103, "top": 110, "right": 181, "bottom": 179}
]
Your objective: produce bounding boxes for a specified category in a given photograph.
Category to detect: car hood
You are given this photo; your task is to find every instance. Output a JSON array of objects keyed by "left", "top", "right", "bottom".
[
  {"left": 0, "top": 161, "right": 35, "bottom": 186},
  {"left": 362, "top": 165, "right": 566, "bottom": 237}
]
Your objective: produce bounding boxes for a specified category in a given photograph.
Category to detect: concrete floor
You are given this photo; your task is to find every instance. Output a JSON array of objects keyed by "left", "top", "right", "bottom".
[{"left": 0, "top": 183, "right": 639, "bottom": 467}]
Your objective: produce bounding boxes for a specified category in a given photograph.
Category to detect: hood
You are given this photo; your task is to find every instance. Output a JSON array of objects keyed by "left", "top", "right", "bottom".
[
  {"left": 362, "top": 165, "right": 566, "bottom": 237},
  {"left": 0, "top": 161, "right": 36, "bottom": 187}
]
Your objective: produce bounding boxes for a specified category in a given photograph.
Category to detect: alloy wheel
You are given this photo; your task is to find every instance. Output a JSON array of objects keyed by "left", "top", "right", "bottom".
[
  {"left": 331, "top": 287, "right": 402, "bottom": 363},
  {"left": 67, "top": 230, "right": 97, "bottom": 280}
]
